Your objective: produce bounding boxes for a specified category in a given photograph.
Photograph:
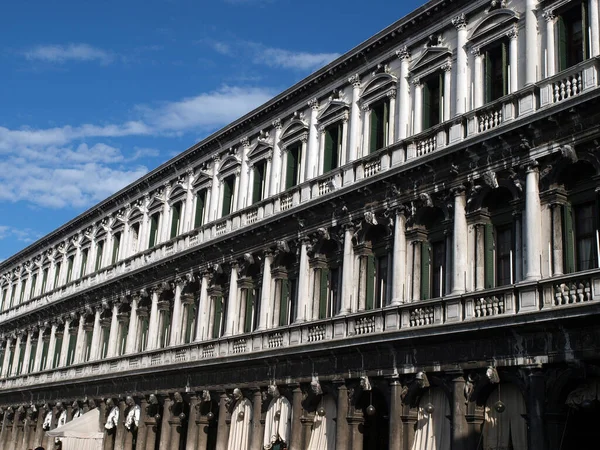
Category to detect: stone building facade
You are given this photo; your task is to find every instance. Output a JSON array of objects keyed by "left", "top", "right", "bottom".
[{"left": 0, "top": 0, "right": 600, "bottom": 449}]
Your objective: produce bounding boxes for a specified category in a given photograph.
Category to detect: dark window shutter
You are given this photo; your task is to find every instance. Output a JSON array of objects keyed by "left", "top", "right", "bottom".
[
  {"left": 438, "top": 72, "right": 444, "bottom": 123},
  {"left": 370, "top": 107, "right": 380, "bottom": 153},
  {"left": 79, "top": 250, "right": 88, "bottom": 278},
  {"left": 485, "top": 50, "right": 493, "bottom": 103},
  {"left": 222, "top": 178, "right": 233, "bottom": 217},
  {"left": 244, "top": 289, "right": 254, "bottom": 333},
  {"left": 53, "top": 336, "right": 62, "bottom": 369},
  {"left": 213, "top": 296, "right": 223, "bottom": 339},
  {"left": 184, "top": 303, "right": 196, "bottom": 343},
  {"left": 582, "top": 1, "right": 589, "bottom": 59},
  {"left": 558, "top": 15, "right": 568, "bottom": 71},
  {"left": 66, "top": 334, "right": 76, "bottom": 366},
  {"left": 41, "top": 340, "right": 49, "bottom": 369},
  {"left": 111, "top": 233, "right": 120, "bottom": 264},
  {"left": 484, "top": 223, "right": 495, "bottom": 289},
  {"left": 148, "top": 215, "right": 158, "bottom": 248},
  {"left": 101, "top": 328, "right": 110, "bottom": 358},
  {"left": 422, "top": 83, "right": 432, "bottom": 130},
  {"left": 365, "top": 255, "right": 376, "bottom": 310},
  {"left": 286, "top": 146, "right": 298, "bottom": 189},
  {"left": 324, "top": 129, "right": 334, "bottom": 173},
  {"left": 28, "top": 341, "right": 37, "bottom": 372},
  {"left": 280, "top": 279, "right": 289, "bottom": 326},
  {"left": 140, "top": 318, "right": 149, "bottom": 351},
  {"left": 194, "top": 190, "right": 205, "bottom": 229},
  {"left": 252, "top": 165, "right": 262, "bottom": 204},
  {"left": 170, "top": 203, "right": 180, "bottom": 239},
  {"left": 421, "top": 241, "right": 431, "bottom": 300},
  {"left": 502, "top": 41, "right": 509, "bottom": 96},
  {"left": 563, "top": 203, "right": 575, "bottom": 273},
  {"left": 319, "top": 268, "right": 329, "bottom": 319}
]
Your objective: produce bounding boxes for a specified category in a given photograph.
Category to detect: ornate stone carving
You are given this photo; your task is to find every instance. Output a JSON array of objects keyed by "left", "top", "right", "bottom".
[
  {"left": 396, "top": 46, "right": 411, "bottom": 60},
  {"left": 360, "top": 375, "right": 372, "bottom": 391},
  {"left": 307, "top": 98, "right": 319, "bottom": 110},
  {"left": 482, "top": 170, "right": 499, "bottom": 189},
  {"left": 452, "top": 13, "right": 467, "bottom": 30},
  {"left": 348, "top": 73, "right": 361, "bottom": 87}
]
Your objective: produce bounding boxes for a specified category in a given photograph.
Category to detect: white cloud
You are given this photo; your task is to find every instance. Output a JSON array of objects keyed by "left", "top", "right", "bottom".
[
  {"left": 0, "top": 226, "right": 41, "bottom": 244},
  {"left": 24, "top": 43, "right": 115, "bottom": 65},
  {"left": 0, "top": 85, "right": 273, "bottom": 209},
  {"left": 251, "top": 45, "right": 340, "bottom": 71}
]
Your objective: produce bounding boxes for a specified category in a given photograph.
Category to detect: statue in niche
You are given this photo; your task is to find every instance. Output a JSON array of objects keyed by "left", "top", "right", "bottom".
[
  {"left": 56, "top": 402, "right": 67, "bottom": 427},
  {"left": 104, "top": 398, "right": 119, "bottom": 430},
  {"left": 360, "top": 376, "right": 372, "bottom": 391},
  {"left": 124, "top": 396, "right": 141, "bottom": 431},
  {"left": 227, "top": 388, "right": 252, "bottom": 450},
  {"left": 263, "top": 385, "right": 291, "bottom": 450},
  {"left": 71, "top": 400, "right": 82, "bottom": 420}
]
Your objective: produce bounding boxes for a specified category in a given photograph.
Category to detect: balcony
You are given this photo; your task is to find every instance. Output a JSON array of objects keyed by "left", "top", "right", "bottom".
[
  {"left": 0, "top": 58, "right": 599, "bottom": 326},
  {"left": 1, "top": 269, "right": 599, "bottom": 391}
]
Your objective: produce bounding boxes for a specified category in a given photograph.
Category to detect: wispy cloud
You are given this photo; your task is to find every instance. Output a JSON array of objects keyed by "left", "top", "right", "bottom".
[
  {"left": 0, "top": 226, "right": 42, "bottom": 244},
  {"left": 0, "top": 85, "right": 273, "bottom": 209},
  {"left": 250, "top": 44, "right": 340, "bottom": 71},
  {"left": 23, "top": 43, "right": 114, "bottom": 65}
]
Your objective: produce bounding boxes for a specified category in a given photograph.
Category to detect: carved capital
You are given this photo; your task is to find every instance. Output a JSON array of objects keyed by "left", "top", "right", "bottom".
[
  {"left": 348, "top": 73, "right": 361, "bottom": 87},
  {"left": 396, "top": 46, "right": 411, "bottom": 61},
  {"left": 307, "top": 98, "right": 319, "bottom": 110},
  {"left": 543, "top": 10, "right": 555, "bottom": 22},
  {"left": 272, "top": 118, "right": 282, "bottom": 130},
  {"left": 452, "top": 13, "right": 467, "bottom": 30}
]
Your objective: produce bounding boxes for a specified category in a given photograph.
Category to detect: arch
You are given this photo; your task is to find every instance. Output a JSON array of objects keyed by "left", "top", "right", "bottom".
[
  {"left": 306, "top": 395, "right": 336, "bottom": 450},
  {"left": 218, "top": 154, "right": 241, "bottom": 174},
  {"left": 413, "top": 206, "right": 447, "bottom": 229},
  {"left": 356, "top": 386, "right": 389, "bottom": 450},
  {"left": 168, "top": 185, "right": 186, "bottom": 203},
  {"left": 360, "top": 72, "right": 397, "bottom": 99},
  {"left": 468, "top": 9, "right": 519, "bottom": 42},
  {"left": 280, "top": 115, "right": 309, "bottom": 147},
  {"left": 482, "top": 383, "right": 527, "bottom": 450},
  {"left": 411, "top": 387, "right": 451, "bottom": 450}
]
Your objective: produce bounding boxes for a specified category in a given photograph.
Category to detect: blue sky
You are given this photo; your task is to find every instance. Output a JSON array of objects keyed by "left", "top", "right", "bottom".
[{"left": 0, "top": 0, "right": 424, "bottom": 260}]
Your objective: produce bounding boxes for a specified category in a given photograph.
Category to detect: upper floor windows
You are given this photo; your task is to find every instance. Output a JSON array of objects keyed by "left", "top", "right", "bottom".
[
  {"left": 40, "top": 267, "right": 48, "bottom": 294},
  {"left": 422, "top": 73, "right": 444, "bottom": 129},
  {"left": 323, "top": 123, "right": 343, "bottom": 172},
  {"left": 170, "top": 202, "right": 183, "bottom": 239},
  {"left": 558, "top": 1, "right": 589, "bottom": 71},
  {"left": 252, "top": 161, "right": 268, "bottom": 205},
  {"left": 65, "top": 255, "right": 74, "bottom": 284},
  {"left": 194, "top": 189, "right": 208, "bottom": 228},
  {"left": 369, "top": 101, "right": 389, "bottom": 153},
  {"left": 285, "top": 143, "right": 302, "bottom": 189},
  {"left": 484, "top": 39, "right": 509, "bottom": 103},
  {"left": 148, "top": 213, "right": 160, "bottom": 249},
  {"left": 221, "top": 175, "right": 236, "bottom": 218},
  {"left": 111, "top": 232, "right": 122, "bottom": 265},
  {"left": 80, "top": 247, "right": 89, "bottom": 278}
]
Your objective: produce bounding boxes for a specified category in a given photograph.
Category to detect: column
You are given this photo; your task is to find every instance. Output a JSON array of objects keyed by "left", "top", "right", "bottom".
[
  {"left": 257, "top": 253, "right": 273, "bottom": 331},
  {"left": 452, "top": 187, "right": 468, "bottom": 294},
  {"left": 33, "top": 405, "right": 48, "bottom": 449},
  {"left": 250, "top": 390, "right": 263, "bottom": 450},
  {"left": 289, "top": 386, "right": 303, "bottom": 450},
  {"left": 473, "top": 49, "right": 484, "bottom": 108},
  {"left": 335, "top": 383, "right": 349, "bottom": 450},
  {"left": 590, "top": 0, "right": 600, "bottom": 57},
  {"left": 544, "top": 12, "right": 556, "bottom": 77},
  {"left": 215, "top": 393, "right": 229, "bottom": 450},
  {"left": 195, "top": 274, "right": 210, "bottom": 341},
  {"left": 348, "top": 75, "right": 361, "bottom": 160},
  {"left": 106, "top": 303, "right": 120, "bottom": 358},
  {"left": 525, "top": 165, "right": 542, "bottom": 280},
  {"left": 269, "top": 120, "right": 283, "bottom": 196},
  {"left": 238, "top": 144, "right": 250, "bottom": 210},
  {"left": 184, "top": 175, "right": 195, "bottom": 233},
  {"left": 361, "top": 106, "right": 371, "bottom": 158},
  {"left": 413, "top": 80, "right": 423, "bottom": 134},
  {"left": 59, "top": 319, "right": 71, "bottom": 367},
  {"left": 90, "top": 307, "right": 102, "bottom": 360},
  {"left": 1, "top": 337, "right": 12, "bottom": 377},
  {"left": 11, "top": 334, "right": 22, "bottom": 376},
  {"left": 411, "top": 240, "right": 422, "bottom": 302},
  {"left": 73, "top": 314, "right": 85, "bottom": 364},
  {"left": 450, "top": 372, "right": 469, "bottom": 450},
  {"left": 452, "top": 15, "right": 468, "bottom": 115},
  {"left": 525, "top": 0, "right": 539, "bottom": 85},
  {"left": 295, "top": 240, "right": 310, "bottom": 322},
  {"left": 158, "top": 398, "right": 173, "bottom": 450},
  {"left": 186, "top": 395, "right": 200, "bottom": 450},
  {"left": 170, "top": 280, "right": 184, "bottom": 345},
  {"left": 125, "top": 297, "right": 139, "bottom": 354},
  {"left": 210, "top": 156, "right": 221, "bottom": 222},
  {"left": 21, "top": 331, "right": 33, "bottom": 374},
  {"left": 196, "top": 403, "right": 211, "bottom": 450},
  {"left": 135, "top": 398, "right": 148, "bottom": 450},
  {"left": 388, "top": 90, "right": 397, "bottom": 144},
  {"left": 42, "top": 324, "right": 56, "bottom": 371},
  {"left": 114, "top": 400, "right": 127, "bottom": 450},
  {"left": 388, "top": 378, "right": 403, "bottom": 450},
  {"left": 306, "top": 99, "right": 319, "bottom": 181},
  {"left": 442, "top": 63, "right": 452, "bottom": 121},
  {"left": 339, "top": 226, "right": 354, "bottom": 314},
  {"left": 34, "top": 327, "right": 44, "bottom": 373},
  {"left": 527, "top": 369, "right": 548, "bottom": 450},
  {"left": 144, "top": 404, "right": 159, "bottom": 450},
  {"left": 224, "top": 266, "right": 239, "bottom": 336},
  {"left": 398, "top": 49, "right": 411, "bottom": 139},
  {"left": 147, "top": 288, "right": 160, "bottom": 350},
  {"left": 508, "top": 27, "right": 519, "bottom": 93}
]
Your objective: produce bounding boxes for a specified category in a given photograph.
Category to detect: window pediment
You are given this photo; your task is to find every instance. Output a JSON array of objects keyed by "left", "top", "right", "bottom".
[
  {"left": 192, "top": 170, "right": 211, "bottom": 188},
  {"left": 218, "top": 154, "right": 241, "bottom": 175},
  {"left": 360, "top": 72, "right": 398, "bottom": 108},
  {"left": 317, "top": 99, "right": 349, "bottom": 129},
  {"left": 280, "top": 114, "right": 308, "bottom": 149},
  {"left": 469, "top": 9, "right": 519, "bottom": 46},
  {"left": 248, "top": 131, "right": 273, "bottom": 162},
  {"left": 410, "top": 46, "right": 452, "bottom": 78}
]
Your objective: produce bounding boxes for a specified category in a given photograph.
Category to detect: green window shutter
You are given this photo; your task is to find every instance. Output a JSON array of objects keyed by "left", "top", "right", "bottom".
[
  {"left": 17, "top": 343, "right": 26, "bottom": 374},
  {"left": 148, "top": 216, "right": 158, "bottom": 249},
  {"left": 324, "top": 129, "right": 334, "bottom": 173},
  {"left": 194, "top": 191, "right": 206, "bottom": 228},
  {"left": 66, "top": 334, "right": 76, "bottom": 366},
  {"left": 53, "top": 336, "right": 62, "bottom": 368},
  {"left": 170, "top": 203, "right": 181, "bottom": 239},
  {"left": 95, "top": 242, "right": 104, "bottom": 270},
  {"left": 111, "top": 234, "right": 120, "bottom": 264},
  {"left": 84, "top": 330, "right": 92, "bottom": 361},
  {"left": 29, "top": 274, "right": 37, "bottom": 299},
  {"left": 365, "top": 255, "right": 376, "bottom": 310},
  {"left": 41, "top": 269, "right": 48, "bottom": 294},
  {"left": 66, "top": 258, "right": 73, "bottom": 283},
  {"left": 383, "top": 101, "right": 390, "bottom": 145},
  {"left": 319, "top": 268, "right": 329, "bottom": 319},
  {"left": 563, "top": 204, "right": 575, "bottom": 273},
  {"left": 53, "top": 263, "right": 61, "bottom": 289},
  {"left": 161, "top": 310, "right": 171, "bottom": 348},
  {"left": 484, "top": 224, "right": 495, "bottom": 289},
  {"left": 485, "top": 50, "right": 493, "bottom": 103},
  {"left": 286, "top": 147, "right": 298, "bottom": 189},
  {"left": 40, "top": 340, "right": 49, "bottom": 370},
  {"left": 185, "top": 304, "right": 196, "bottom": 343},
  {"left": 101, "top": 328, "right": 110, "bottom": 358},
  {"left": 502, "top": 41, "right": 509, "bottom": 96},
  {"left": 6, "top": 348, "right": 13, "bottom": 375},
  {"left": 422, "top": 83, "right": 432, "bottom": 130},
  {"left": 438, "top": 73, "right": 444, "bottom": 123},
  {"left": 244, "top": 289, "right": 254, "bottom": 333},
  {"left": 370, "top": 107, "right": 380, "bottom": 153},
  {"left": 222, "top": 178, "right": 233, "bottom": 217},
  {"left": 140, "top": 318, "right": 149, "bottom": 351},
  {"left": 421, "top": 242, "right": 431, "bottom": 300},
  {"left": 212, "top": 296, "right": 223, "bottom": 339},
  {"left": 558, "top": 15, "right": 568, "bottom": 71},
  {"left": 252, "top": 166, "right": 263, "bottom": 204},
  {"left": 19, "top": 280, "right": 26, "bottom": 303},
  {"left": 28, "top": 341, "right": 37, "bottom": 372},
  {"left": 79, "top": 250, "right": 88, "bottom": 278},
  {"left": 582, "top": 1, "right": 589, "bottom": 59},
  {"left": 280, "top": 280, "right": 289, "bottom": 326}
]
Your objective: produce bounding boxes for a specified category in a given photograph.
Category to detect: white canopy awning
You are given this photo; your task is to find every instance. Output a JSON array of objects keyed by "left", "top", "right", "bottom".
[{"left": 46, "top": 408, "right": 104, "bottom": 439}]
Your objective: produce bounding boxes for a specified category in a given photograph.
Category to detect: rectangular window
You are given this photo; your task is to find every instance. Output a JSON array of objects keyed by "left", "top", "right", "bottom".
[
  {"left": 1, "top": 289, "right": 7, "bottom": 310},
  {"left": 184, "top": 303, "right": 197, "bottom": 343},
  {"left": 9, "top": 284, "right": 16, "bottom": 308},
  {"left": 27, "top": 339, "right": 37, "bottom": 373},
  {"left": 41, "top": 268, "right": 49, "bottom": 294},
  {"left": 324, "top": 123, "right": 342, "bottom": 172},
  {"left": 84, "top": 329, "right": 93, "bottom": 361},
  {"left": 375, "top": 255, "right": 388, "bottom": 307},
  {"left": 280, "top": 279, "right": 290, "bottom": 326},
  {"left": 130, "top": 223, "right": 140, "bottom": 254},
  {"left": 79, "top": 248, "right": 89, "bottom": 278},
  {"left": 53, "top": 262, "right": 62, "bottom": 289},
  {"left": 484, "top": 40, "right": 509, "bottom": 103},
  {"left": 40, "top": 339, "right": 49, "bottom": 371},
  {"left": 370, "top": 101, "right": 389, "bottom": 153},
  {"left": 496, "top": 225, "right": 513, "bottom": 286},
  {"left": 574, "top": 202, "right": 598, "bottom": 271},
  {"left": 66, "top": 333, "right": 76, "bottom": 366},
  {"left": 111, "top": 232, "right": 121, "bottom": 264},
  {"left": 6, "top": 347, "right": 13, "bottom": 375},
  {"left": 29, "top": 273, "right": 37, "bottom": 300},
  {"left": 65, "top": 256, "right": 74, "bottom": 283},
  {"left": 212, "top": 296, "right": 223, "bottom": 339},
  {"left": 252, "top": 162, "right": 267, "bottom": 204},
  {"left": 430, "top": 240, "right": 445, "bottom": 298},
  {"left": 148, "top": 213, "right": 160, "bottom": 249},
  {"left": 285, "top": 144, "right": 302, "bottom": 189},
  {"left": 194, "top": 190, "right": 207, "bottom": 228},
  {"left": 101, "top": 327, "right": 110, "bottom": 359},
  {"left": 95, "top": 241, "right": 104, "bottom": 271},
  {"left": 118, "top": 321, "right": 128, "bottom": 356},
  {"left": 19, "top": 279, "right": 26, "bottom": 304},
  {"left": 558, "top": 2, "right": 589, "bottom": 71},
  {"left": 138, "top": 317, "right": 149, "bottom": 352},
  {"left": 221, "top": 175, "right": 236, "bottom": 217},
  {"left": 423, "top": 73, "right": 443, "bottom": 130},
  {"left": 16, "top": 342, "right": 26, "bottom": 374},
  {"left": 243, "top": 289, "right": 255, "bottom": 333},
  {"left": 170, "top": 202, "right": 182, "bottom": 239},
  {"left": 52, "top": 335, "right": 62, "bottom": 369}
]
